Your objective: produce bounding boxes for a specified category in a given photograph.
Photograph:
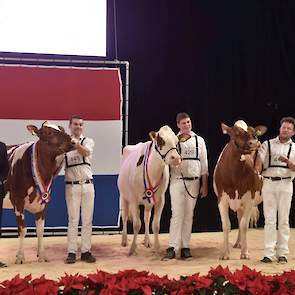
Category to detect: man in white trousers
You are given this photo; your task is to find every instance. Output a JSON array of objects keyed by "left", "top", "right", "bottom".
[
  {"left": 163, "top": 112, "right": 208, "bottom": 260},
  {"left": 255, "top": 116, "right": 295, "bottom": 264},
  {"left": 64, "top": 115, "right": 96, "bottom": 264}
]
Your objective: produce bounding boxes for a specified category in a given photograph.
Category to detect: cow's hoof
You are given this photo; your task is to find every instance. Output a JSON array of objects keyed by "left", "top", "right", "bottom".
[
  {"left": 143, "top": 239, "right": 151, "bottom": 248},
  {"left": 153, "top": 244, "right": 160, "bottom": 254},
  {"left": 121, "top": 238, "right": 128, "bottom": 247},
  {"left": 128, "top": 245, "right": 137, "bottom": 256},
  {"left": 219, "top": 255, "right": 230, "bottom": 260},
  {"left": 240, "top": 254, "right": 250, "bottom": 260},
  {"left": 233, "top": 243, "right": 241, "bottom": 249},
  {"left": 15, "top": 257, "right": 25, "bottom": 264},
  {"left": 128, "top": 250, "right": 137, "bottom": 256},
  {"left": 121, "top": 236, "right": 128, "bottom": 247},
  {"left": 38, "top": 256, "right": 49, "bottom": 263}
]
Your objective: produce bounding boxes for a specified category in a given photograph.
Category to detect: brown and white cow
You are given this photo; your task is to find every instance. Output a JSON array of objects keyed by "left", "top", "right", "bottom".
[
  {"left": 213, "top": 120, "right": 267, "bottom": 260},
  {"left": 118, "top": 126, "right": 189, "bottom": 256},
  {"left": 5, "top": 121, "right": 74, "bottom": 264}
]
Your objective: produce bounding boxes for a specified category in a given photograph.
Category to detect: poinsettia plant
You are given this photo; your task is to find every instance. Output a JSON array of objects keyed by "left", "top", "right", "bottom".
[{"left": 1, "top": 265, "right": 295, "bottom": 294}]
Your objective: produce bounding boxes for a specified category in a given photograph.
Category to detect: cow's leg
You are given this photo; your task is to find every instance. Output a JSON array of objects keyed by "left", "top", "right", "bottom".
[
  {"left": 152, "top": 197, "right": 164, "bottom": 254},
  {"left": 120, "top": 197, "right": 129, "bottom": 247},
  {"left": 233, "top": 209, "right": 243, "bottom": 249},
  {"left": 239, "top": 196, "right": 253, "bottom": 260},
  {"left": 35, "top": 211, "right": 48, "bottom": 262},
  {"left": 143, "top": 205, "right": 152, "bottom": 248},
  {"left": 15, "top": 208, "right": 26, "bottom": 264},
  {"left": 249, "top": 206, "right": 259, "bottom": 228},
  {"left": 218, "top": 197, "right": 231, "bottom": 260},
  {"left": 128, "top": 203, "right": 141, "bottom": 256}
]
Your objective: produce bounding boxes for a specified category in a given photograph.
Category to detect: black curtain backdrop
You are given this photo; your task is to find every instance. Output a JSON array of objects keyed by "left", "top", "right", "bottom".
[{"left": 109, "top": 0, "right": 295, "bottom": 232}]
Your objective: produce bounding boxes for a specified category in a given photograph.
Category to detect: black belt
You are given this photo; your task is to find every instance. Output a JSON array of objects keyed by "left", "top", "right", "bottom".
[
  {"left": 66, "top": 179, "right": 93, "bottom": 185},
  {"left": 180, "top": 176, "right": 199, "bottom": 181},
  {"left": 264, "top": 176, "right": 291, "bottom": 181}
]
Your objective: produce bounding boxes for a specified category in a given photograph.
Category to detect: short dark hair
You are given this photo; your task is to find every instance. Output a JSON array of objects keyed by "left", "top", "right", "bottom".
[
  {"left": 176, "top": 112, "right": 190, "bottom": 124},
  {"left": 280, "top": 116, "right": 295, "bottom": 130},
  {"left": 69, "top": 115, "right": 83, "bottom": 124}
]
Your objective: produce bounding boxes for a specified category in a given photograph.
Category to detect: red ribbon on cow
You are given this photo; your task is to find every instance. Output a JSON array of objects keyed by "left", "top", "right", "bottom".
[{"left": 30, "top": 142, "right": 62, "bottom": 205}]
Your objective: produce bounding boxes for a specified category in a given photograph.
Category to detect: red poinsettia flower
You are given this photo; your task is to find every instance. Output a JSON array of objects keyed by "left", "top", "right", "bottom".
[
  {"left": 195, "top": 276, "right": 213, "bottom": 289},
  {"left": 208, "top": 265, "right": 232, "bottom": 280},
  {"left": 87, "top": 270, "right": 108, "bottom": 288},
  {"left": 140, "top": 285, "right": 152, "bottom": 295},
  {"left": 246, "top": 277, "right": 272, "bottom": 295},
  {"left": 31, "top": 275, "right": 59, "bottom": 295},
  {"left": 284, "top": 270, "right": 295, "bottom": 286},
  {"left": 3, "top": 265, "right": 295, "bottom": 294},
  {"left": 1, "top": 274, "right": 33, "bottom": 295},
  {"left": 58, "top": 273, "right": 86, "bottom": 293}
]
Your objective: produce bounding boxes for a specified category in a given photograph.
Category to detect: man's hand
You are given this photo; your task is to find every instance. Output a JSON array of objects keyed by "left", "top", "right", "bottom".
[
  {"left": 199, "top": 185, "right": 208, "bottom": 198},
  {"left": 71, "top": 138, "right": 91, "bottom": 157},
  {"left": 278, "top": 155, "right": 289, "bottom": 163},
  {"left": 279, "top": 155, "right": 295, "bottom": 170},
  {"left": 71, "top": 138, "right": 79, "bottom": 147},
  {"left": 279, "top": 155, "right": 295, "bottom": 171}
]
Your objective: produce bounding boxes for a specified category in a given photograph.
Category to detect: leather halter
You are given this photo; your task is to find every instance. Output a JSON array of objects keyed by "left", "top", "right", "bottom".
[{"left": 154, "top": 144, "right": 178, "bottom": 161}]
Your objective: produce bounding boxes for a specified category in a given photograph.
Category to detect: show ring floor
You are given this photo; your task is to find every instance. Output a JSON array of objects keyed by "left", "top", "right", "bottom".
[{"left": 0, "top": 229, "right": 294, "bottom": 281}]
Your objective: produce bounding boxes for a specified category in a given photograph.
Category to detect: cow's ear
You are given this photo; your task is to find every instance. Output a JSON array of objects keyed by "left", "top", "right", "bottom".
[
  {"left": 27, "top": 125, "right": 39, "bottom": 136},
  {"left": 255, "top": 125, "right": 267, "bottom": 137},
  {"left": 221, "top": 123, "right": 232, "bottom": 135},
  {"left": 149, "top": 131, "right": 157, "bottom": 141},
  {"left": 58, "top": 126, "right": 65, "bottom": 133},
  {"left": 156, "top": 134, "right": 165, "bottom": 150},
  {"left": 178, "top": 134, "right": 191, "bottom": 142}
]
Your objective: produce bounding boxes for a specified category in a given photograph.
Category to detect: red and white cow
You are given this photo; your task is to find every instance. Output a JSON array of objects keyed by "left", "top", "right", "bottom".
[
  {"left": 5, "top": 121, "right": 73, "bottom": 264},
  {"left": 118, "top": 125, "right": 189, "bottom": 256},
  {"left": 213, "top": 120, "right": 267, "bottom": 260}
]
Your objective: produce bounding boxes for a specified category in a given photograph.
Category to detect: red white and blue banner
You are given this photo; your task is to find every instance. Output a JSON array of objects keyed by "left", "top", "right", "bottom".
[{"left": 0, "top": 64, "right": 122, "bottom": 229}]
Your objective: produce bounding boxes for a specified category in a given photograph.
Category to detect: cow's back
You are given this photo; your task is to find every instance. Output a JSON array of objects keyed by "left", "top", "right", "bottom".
[
  {"left": 213, "top": 144, "right": 234, "bottom": 198},
  {"left": 118, "top": 142, "right": 149, "bottom": 198},
  {"left": 6, "top": 142, "right": 34, "bottom": 200}
]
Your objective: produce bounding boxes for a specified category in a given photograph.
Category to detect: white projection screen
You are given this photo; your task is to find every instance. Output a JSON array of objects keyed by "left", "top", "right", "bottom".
[{"left": 0, "top": 0, "right": 106, "bottom": 56}]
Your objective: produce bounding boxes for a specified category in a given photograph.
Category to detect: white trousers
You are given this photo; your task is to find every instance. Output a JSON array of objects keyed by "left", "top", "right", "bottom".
[
  {"left": 169, "top": 178, "right": 200, "bottom": 250},
  {"left": 65, "top": 183, "right": 95, "bottom": 254},
  {"left": 262, "top": 179, "right": 293, "bottom": 259}
]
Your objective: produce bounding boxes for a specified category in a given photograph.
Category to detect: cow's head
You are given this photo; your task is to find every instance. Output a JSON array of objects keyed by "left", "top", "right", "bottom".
[
  {"left": 221, "top": 120, "right": 267, "bottom": 154},
  {"left": 27, "top": 121, "right": 74, "bottom": 155},
  {"left": 149, "top": 125, "right": 190, "bottom": 166}
]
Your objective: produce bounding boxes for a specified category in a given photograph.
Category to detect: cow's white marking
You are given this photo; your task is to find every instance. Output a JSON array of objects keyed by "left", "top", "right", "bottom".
[
  {"left": 234, "top": 120, "right": 248, "bottom": 131},
  {"left": 3, "top": 193, "right": 13, "bottom": 209},
  {"left": 14, "top": 209, "right": 24, "bottom": 219},
  {"left": 27, "top": 186, "right": 34, "bottom": 196},
  {"left": 42, "top": 121, "right": 61, "bottom": 131},
  {"left": 229, "top": 191, "right": 242, "bottom": 212},
  {"left": 240, "top": 154, "right": 246, "bottom": 161},
  {"left": 24, "top": 195, "right": 45, "bottom": 214}
]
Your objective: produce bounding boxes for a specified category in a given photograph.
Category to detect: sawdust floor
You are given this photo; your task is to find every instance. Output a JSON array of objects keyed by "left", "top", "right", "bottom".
[{"left": 1, "top": 229, "right": 295, "bottom": 281}]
